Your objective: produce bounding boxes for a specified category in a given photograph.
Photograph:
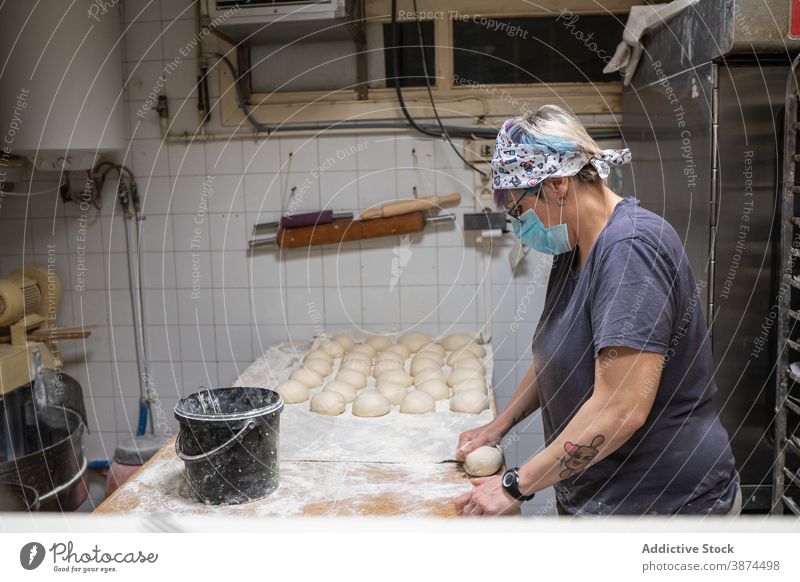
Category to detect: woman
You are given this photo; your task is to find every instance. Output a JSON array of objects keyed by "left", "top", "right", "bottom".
[{"left": 455, "top": 105, "right": 740, "bottom": 516}]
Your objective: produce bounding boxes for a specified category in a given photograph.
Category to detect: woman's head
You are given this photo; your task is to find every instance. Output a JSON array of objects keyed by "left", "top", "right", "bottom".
[{"left": 492, "top": 105, "right": 605, "bottom": 211}]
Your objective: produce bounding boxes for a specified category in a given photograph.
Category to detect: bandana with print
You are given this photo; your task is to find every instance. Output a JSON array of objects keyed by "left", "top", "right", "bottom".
[{"left": 491, "top": 122, "right": 632, "bottom": 189}]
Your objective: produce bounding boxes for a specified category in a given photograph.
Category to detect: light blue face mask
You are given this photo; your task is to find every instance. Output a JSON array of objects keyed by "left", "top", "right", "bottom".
[{"left": 510, "top": 206, "right": 573, "bottom": 255}]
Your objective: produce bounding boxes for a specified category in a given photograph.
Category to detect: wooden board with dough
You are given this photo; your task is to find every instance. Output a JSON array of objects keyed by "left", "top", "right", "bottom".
[{"left": 236, "top": 339, "right": 496, "bottom": 464}]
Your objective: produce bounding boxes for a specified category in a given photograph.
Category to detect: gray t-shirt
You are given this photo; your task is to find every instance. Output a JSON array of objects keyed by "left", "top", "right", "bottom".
[{"left": 532, "top": 196, "right": 739, "bottom": 515}]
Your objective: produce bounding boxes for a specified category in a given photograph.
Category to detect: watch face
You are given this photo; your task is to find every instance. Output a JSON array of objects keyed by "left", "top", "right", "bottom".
[{"left": 502, "top": 471, "right": 515, "bottom": 487}]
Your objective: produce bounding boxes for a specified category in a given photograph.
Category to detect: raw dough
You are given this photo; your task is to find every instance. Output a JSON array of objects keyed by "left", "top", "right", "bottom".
[
  {"left": 303, "top": 358, "right": 332, "bottom": 377},
  {"left": 324, "top": 380, "right": 358, "bottom": 403},
  {"left": 375, "top": 350, "right": 404, "bottom": 364},
  {"left": 448, "top": 347, "right": 486, "bottom": 366},
  {"left": 417, "top": 342, "right": 446, "bottom": 358},
  {"left": 332, "top": 334, "right": 355, "bottom": 351},
  {"left": 464, "top": 446, "right": 503, "bottom": 476},
  {"left": 377, "top": 382, "right": 409, "bottom": 405},
  {"left": 304, "top": 349, "right": 333, "bottom": 362},
  {"left": 341, "top": 358, "right": 372, "bottom": 375},
  {"left": 277, "top": 380, "right": 310, "bottom": 404},
  {"left": 352, "top": 390, "right": 391, "bottom": 417},
  {"left": 452, "top": 378, "right": 488, "bottom": 394},
  {"left": 400, "top": 390, "right": 436, "bottom": 414},
  {"left": 411, "top": 356, "right": 441, "bottom": 375},
  {"left": 290, "top": 368, "right": 323, "bottom": 388},
  {"left": 465, "top": 342, "right": 487, "bottom": 358},
  {"left": 453, "top": 358, "right": 486, "bottom": 374},
  {"left": 336, "top": 369, "right": 367, "bottom": 389},
  {"left": 376, "top": 369, "right": 414, "bottom": 387},
  {"left": 447, "top": 367, "right": 483, "bottom": 387},
  {"left": 350, "top": 343, "right": 376, "bottom": 358},
  {"left": 398, "top": 331, "right": 433, "bottom": 352},
  {"left": 373, "top": 359, "right": 403, "bottom": 376},
  {"left": 414, "top": 368, "right": 445, "bottom": 384},
  {"left": 385, "top": 343, "right": 411, "bottom": 359},
  {"left": 416, "top": 379, "right": 450, "bottom": 401},
  {"left": 366, "top": 335, "right": 393, "bottom": 351},
  {"left": 310, "top": 390, "right": 346, "bottom": 416},
  {"left": 344, "top": 351, "right": 372, "bottom": 364},
  {"left": 441, "top": 332, "right": 477, "bottom": 351},
  {"left": 321, "top": 339, "right": 346, "bottom": 358},
  {"left": 450, "top": 389, "right": 489, "bottom": 414}
]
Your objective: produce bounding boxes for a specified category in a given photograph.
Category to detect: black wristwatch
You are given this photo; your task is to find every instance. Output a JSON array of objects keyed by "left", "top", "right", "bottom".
[{"left": 502, "top": 467, "right": 535, "bottom": 502}]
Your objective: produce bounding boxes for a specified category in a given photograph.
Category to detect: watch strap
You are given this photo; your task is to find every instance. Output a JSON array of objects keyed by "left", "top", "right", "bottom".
[{"left": 502, "top": 467, "right": 535, "bottom": 502}]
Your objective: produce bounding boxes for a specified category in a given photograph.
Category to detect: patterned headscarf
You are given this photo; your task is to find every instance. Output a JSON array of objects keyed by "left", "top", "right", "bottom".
[{"left": 491, "top": 119, "right": 632, "bottom": 190}]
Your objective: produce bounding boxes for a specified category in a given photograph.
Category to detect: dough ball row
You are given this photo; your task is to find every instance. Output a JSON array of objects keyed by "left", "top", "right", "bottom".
[{"left": 276, "top": 331, "right": 491, "bottom": 417}]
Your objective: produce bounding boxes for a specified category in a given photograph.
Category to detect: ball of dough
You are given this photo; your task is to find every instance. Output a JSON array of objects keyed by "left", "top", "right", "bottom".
[
  {"left": 447, "top": 367, "right": 483, "bottom": 387},
  {"left": 447, "top": 348, "right": 483, "bottom": 366},
  {"left": 373, "top": 359, "right": 403, "bottom": 376},
  {"left": 441, "top": 332, "right": 477, "bottom": 351},
  {"left": 465, "top": 342, "right": 487, "bottom": 358},
  {"left": 352, "top": 390, "right": 391, "bottom": 418},
  {"left": 336, "top": 368, "right": 367, "bottom": 389},
  {"left": 416, "top": 379, "right": 450, "bottom": 401},
  {"left": 343, "top": 352, "right": 371, "bottom": 364},
  {"left": 366, "top": 335, "right": 393, "bottom": 351},
  {"left": 400, "top": 390, "right": 436, "bottom": 414},
  {"left": 321, "top": 339, "right": 346, "bottom": 358},
  {"left": 417, "top": 342, "right": 446, "bottom": 358},
  {"left": 341, "top": 357, "right": 371, "bottom": 375},
  {"left": 464, "top": 446, "right": 503, "bottom": 477},
  {"left": 304, "top": 349, "right": 333, "bottom": 362},
  {"left": 310, "top": 390, "right": 346, "bottom": 416},
  {"left": 450, "top": 389, "right": 489, "bottom": 414},
  {"left": 410, "top": 356, "right": 441, "bottom": 375},
  {"left": 376, "top": 369, "right": 414, "bottom": 388},
  {"left": 290, "top": 368, "right": 323, "bottom": 388},
  {"left": 375, "top": 350, "right": 404, "bottom": 364},
  {"left": 349, "top": 343, "right": 376, "bottom": 358},
  {"left": 324, "top": 380, "right": 358, "bottom": 403},
  {"left": 385, "top": 343, "right": 411, "bottom": 360},
  {"left": 276, "top": 380, "right": 309, "bottom": 404},
  {"left": 453, "top": 358, "right": 486, "bottom": 374},
  {"left": 414, "top": 368, "right": 445, "bottom": 385},
  {"left": 303, "top": 358, "right": 332, "bottom": 377},
  {"left": 377, "top": 382, "right": 409, "bottom": 405},
  {"left": 452, "top": 378, "right": 488, "bottom": 394},
  {"left": 398, "top": 331, "right": 433, "bottom": 352},
  {"left": 332, "top": 334, "right": 355, "bottom": 351}
]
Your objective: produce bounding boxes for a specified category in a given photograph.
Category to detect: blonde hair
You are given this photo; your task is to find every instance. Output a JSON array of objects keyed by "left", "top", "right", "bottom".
[{"left": 504, "top": 104, "right": 604, "bottom": 183}]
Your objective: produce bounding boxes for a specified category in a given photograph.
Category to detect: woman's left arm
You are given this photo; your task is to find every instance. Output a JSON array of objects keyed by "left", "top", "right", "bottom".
[{"left": 457, "top": 346, "right": 662, "bottom": 516}]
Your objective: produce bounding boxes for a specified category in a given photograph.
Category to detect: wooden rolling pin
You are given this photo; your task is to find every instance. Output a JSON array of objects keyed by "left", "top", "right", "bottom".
[
  {"left": 0, "top": 324, "right": 95, "bottom": 344},
  {"left": 359, "top": 193, "right": 461, "bottom": 221},
  {"left": 276, "top": 211, "right": 427, "bottom": 249}
]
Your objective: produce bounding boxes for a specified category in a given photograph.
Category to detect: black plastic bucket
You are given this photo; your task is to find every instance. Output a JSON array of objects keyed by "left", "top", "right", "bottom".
[
  {"left": 0, "top": 480, "right": 40, "bottom": 511},
  {"left": 174, "top": 387, "right": 283, "bottom": 505}
]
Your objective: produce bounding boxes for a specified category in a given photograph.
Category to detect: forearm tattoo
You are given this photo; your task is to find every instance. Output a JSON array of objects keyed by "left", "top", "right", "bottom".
[{"left": 559, "top": 435, "right": 605, "bottom": 478}]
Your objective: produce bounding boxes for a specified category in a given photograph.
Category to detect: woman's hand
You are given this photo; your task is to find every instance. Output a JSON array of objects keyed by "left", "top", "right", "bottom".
[
  {"left": 456, "top": 421, "right": 506, "bottom": 461},
  {"left": 455, "top": 476, "right": 521, "bottom": 516}
]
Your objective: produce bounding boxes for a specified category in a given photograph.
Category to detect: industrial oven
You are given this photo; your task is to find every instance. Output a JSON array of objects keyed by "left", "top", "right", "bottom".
[{"left": 621, "top": 0, "right": 800, "bottom": 512}]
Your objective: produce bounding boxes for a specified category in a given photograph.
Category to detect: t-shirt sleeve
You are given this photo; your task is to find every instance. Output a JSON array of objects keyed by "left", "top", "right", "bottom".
[{"left": 590, "top": 237, "right": 678, "bottom": 358}]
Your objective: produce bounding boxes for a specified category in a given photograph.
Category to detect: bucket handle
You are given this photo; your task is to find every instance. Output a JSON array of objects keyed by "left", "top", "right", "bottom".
[{"left": 175, "top": 421, "right": 256, "bottom": 463}]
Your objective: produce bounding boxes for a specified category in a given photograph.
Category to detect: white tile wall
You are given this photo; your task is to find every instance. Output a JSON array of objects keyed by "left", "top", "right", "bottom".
[{"left": 0, "top": 0, "right": 610, "bottom": 516}]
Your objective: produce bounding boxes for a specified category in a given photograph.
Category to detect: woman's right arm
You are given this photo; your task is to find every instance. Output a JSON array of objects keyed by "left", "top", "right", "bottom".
[{"left": 455, "top": 360, "right": 540, "bottom": 460}]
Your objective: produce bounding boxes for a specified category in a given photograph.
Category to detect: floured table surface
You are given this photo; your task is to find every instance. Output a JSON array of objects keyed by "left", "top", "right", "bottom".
[
  {"left": 95, "top": 339, "right": 498, "bottom": 517},
  {"left": 95, "top": 437, "right": 472, "bottom": 517}
]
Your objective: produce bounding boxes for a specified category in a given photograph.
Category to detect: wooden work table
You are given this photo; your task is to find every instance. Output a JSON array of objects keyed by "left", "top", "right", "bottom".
[
  {"left": 95, "top": 341, "right": 507, "bottom": 518},
  {"left": 94, "top": 435, "right": 474, "bottom": 517}
]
